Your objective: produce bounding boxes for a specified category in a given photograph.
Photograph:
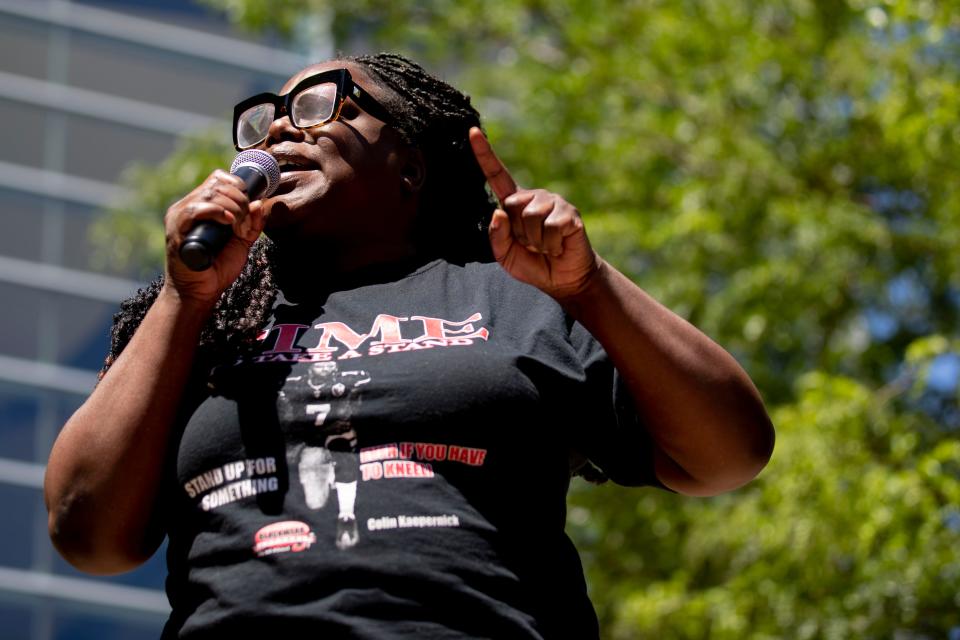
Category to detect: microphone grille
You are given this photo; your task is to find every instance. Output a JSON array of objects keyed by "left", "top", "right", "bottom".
[{"left": 230, "top": 149, "right": 281, "bottom": 197}]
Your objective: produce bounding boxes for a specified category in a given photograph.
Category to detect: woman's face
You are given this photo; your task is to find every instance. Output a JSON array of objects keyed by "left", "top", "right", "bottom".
[{"left": 256, "top": 61, "right": 420, "bottom": 251}]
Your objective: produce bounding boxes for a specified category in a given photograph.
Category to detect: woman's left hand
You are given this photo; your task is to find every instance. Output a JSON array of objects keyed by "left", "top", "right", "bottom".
[
  {"left": 470, "top": 129, "right": 774, "bottom": 496},
  {"left": 469, "top": 127, "right": 601, "bottom": 300}
]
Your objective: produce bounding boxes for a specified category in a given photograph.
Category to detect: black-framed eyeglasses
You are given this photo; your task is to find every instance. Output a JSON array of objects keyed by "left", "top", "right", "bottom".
[{"left": 232, "top": 68, "right": 395, "bottom": 150}]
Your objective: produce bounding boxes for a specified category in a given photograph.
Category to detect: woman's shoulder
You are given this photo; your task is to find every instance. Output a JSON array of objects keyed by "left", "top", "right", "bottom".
[
  {"left": 437, "top": 258, "right": 529, "bottom": 287},
  {"left": 433, "top": 260, "right": 573, "bottom": 332}
]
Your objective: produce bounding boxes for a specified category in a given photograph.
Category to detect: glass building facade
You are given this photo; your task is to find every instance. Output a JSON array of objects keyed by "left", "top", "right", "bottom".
[{"left": 0, "top": 1, "right": 311, "bottom": 636}]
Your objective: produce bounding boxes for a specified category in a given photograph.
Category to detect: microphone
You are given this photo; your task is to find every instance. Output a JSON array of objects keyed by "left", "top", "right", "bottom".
[{"left": 179, "top": 149, "right": 281, "bottom": 271}]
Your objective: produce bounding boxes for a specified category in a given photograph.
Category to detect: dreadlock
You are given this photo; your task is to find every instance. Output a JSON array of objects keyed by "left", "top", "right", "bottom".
[
  {"left": 100, "top": 52, "right": 495, "bottom": 380},
  {"left": 348, "top": 53, "right": 494, "bottom": 263}
]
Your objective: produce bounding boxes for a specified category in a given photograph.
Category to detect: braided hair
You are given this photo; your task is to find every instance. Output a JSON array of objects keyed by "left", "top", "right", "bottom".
[
  {"left": 99, "top": 52, "right": 495, "bottom": 379},
  {"left": 348, "top": 53, "right": 493, "bottom": 262}
]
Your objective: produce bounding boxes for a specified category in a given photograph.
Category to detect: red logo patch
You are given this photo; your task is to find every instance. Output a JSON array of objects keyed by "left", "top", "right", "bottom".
[{"left": 253, "top": 520, "right": 316, "bottom": 557}]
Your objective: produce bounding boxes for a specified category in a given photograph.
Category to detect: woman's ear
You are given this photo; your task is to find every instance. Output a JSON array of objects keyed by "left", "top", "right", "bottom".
[{"left": 400, "top": 148, "right": 426, "bottom": 195}]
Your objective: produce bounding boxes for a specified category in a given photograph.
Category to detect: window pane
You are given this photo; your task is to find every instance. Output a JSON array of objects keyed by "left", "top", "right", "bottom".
[
  {"left": 0, "top": 597, "right": 33, "bottom": 640},
  {"left": 0, "top": 99, "right": 49, "bottom": 171},
  {"left": 0, "top": 283, "right": 42, "bottom": 362},
  {"left": 67, "top": 29, "right": 279, "bottom": 117},
  {"left": 57, "top": 298, "right": 114, "bottom": 372},
  {"left": 0, "top": 188, "right": 149, "bottom": 279},
  {"left": 0, "top": 282, "right": 115, "bottom": 371},
  {"left": 0, "top": 484, "right": 39, "bottom": 568},
  {"left": 0, "top": 14, "right": 49, "bottom": 78},
  {"left": 0, "top": 593, "right": 167, "bottom": 640},
  {"left": 0, "top": 383, "right": 87, "bottom": 464},
  {"left": 53, "top": 606, "right": 166, "bottom": 640},
  {"left": 0, "top": 189, "right": 45, "bottom": 264},
  {"left": 0, "top": 387, "right": 39, "bottom": 461},
  {"left": 64, "top": 114, "right": 175, "bottom": 185}
]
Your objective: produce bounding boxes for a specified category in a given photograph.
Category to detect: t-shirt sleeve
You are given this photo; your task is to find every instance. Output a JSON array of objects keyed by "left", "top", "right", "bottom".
[{"left": 567, "top": 320, "right": 665, "bottom": 488}]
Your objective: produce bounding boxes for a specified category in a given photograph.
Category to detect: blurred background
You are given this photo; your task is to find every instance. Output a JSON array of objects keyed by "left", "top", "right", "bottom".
[
  {"left": 0, "top": 1, "right": 308, "bottom": 637},
  {"left": 0, "top": 0, "right": 958, "bottom": 638}
]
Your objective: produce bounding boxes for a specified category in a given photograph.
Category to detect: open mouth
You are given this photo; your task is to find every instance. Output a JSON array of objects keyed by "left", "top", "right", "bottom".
[
  {"left": 268, "top": 149, "right": 318, "bottom": 195},
  {"left": 276, "top": 159, "right": 314, "bottom": 173},
  {"left": 274, "top": 161, "right": 314, "bottom": 194}
]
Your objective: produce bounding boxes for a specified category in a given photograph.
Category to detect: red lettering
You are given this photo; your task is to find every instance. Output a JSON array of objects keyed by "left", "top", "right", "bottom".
[
  {"left": 411, "top": 313, "right": 489, "bottom": 341},
  {"left": 414, "top": 443, "right": 447, "bottom": 461},
  {"left": 411, "top": 316, "right": 446, "bottom": 340},
  {"left": 360, "top": 462, "right": 383, "bottom": 481},
  {"left": 360, "top": 444, "right": 399, "bottom": 463},
  {"left": 262, "top": 324, "right": 309, "bottom": 354},
  {"left": 447, "top": 446, "right": 487, "bottom": 466},
  {"left": 309, "top": 315, "right": 407, "bottom": 353},
  {"left": 383, "top": 461, "right": 435, "bottom": 478}
]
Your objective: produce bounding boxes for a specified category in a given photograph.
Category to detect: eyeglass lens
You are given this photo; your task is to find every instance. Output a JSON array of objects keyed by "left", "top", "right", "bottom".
[
  {"left": 236, "top": 82, "right": 340, "bottom": 149},
  {"left": 236, "top": 103, "right": 275, "bottom": 149}
]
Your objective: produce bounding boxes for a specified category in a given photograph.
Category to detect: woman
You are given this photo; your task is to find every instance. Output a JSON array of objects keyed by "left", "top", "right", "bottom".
[{"left": 45, "top": 53, "right": 774, "bottom": 638}]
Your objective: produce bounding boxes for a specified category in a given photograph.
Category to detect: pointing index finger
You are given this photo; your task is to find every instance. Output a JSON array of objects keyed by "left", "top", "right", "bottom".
[{"left": 469, "top": 127, "right": 518, "bottom": 204}]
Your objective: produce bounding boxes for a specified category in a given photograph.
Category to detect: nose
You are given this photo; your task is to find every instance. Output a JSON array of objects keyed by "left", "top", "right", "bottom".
[{"left": 265, "top": 109, "right": 306, "bottom": 146}]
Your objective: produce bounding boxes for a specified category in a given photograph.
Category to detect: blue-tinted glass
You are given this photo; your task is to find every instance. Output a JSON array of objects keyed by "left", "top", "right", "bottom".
[
  {"left": 57, "top": 300, "right": 114, "bottom": 372},
  {"left": 0, "top": 281, "right": 116, "bottom": 371},
  {"left": 61, "top": 335, "right": 110, "bottom": 379},
  {"left": 0, "top": 189, "right": 45, "bottom": 265},
  {"left": 0, "top": 387, "right": 38, "bottom": 461},
  {"left": 0, "top": 484, "right": 39, "bottom": 569},
  {"left": 52, "top": 606, "right": 166, "bottom": 640},
  {"left": 0, "top": 282, "right": 42, "bottom": 362},
  {"left": 0, "top": 188, "right": 144, "bottom": 279},
  {"left": 0, "top": 597, "right": 33, "bottom": 639},
  {"left": 0, "top": 384, "right": 86, "bottom": 464}
]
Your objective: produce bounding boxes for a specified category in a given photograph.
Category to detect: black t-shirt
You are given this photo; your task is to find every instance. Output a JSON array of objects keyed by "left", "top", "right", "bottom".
[{"left": 161, "top": 259, "right": 659, "bottom": 639}]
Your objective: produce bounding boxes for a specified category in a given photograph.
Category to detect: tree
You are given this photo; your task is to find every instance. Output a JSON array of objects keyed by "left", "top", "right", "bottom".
[{"left": 97, "top": 1, "right": 960, "bottom": 636}]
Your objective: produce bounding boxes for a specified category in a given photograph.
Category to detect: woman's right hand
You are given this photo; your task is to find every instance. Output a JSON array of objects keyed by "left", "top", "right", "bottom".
[
  {"left": 47, "top": 168, "right": 265, "bottom": 573},
  {"left": 163, "top": 169, "right": 266, "bottom": 306}
]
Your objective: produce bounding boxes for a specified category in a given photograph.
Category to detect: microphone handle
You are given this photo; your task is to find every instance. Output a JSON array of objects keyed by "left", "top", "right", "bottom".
[{"left": 179, "top": 167, "right": 267, "bottom": 271}]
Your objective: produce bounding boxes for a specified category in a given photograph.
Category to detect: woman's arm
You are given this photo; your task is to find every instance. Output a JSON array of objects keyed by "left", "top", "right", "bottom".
[
  {"left": 44, "top": 170, "right": 262, "bottom": 573},
  {"left": 558, "top": 260, "right": 774, "bottom": 495},
  {"left": 469, "top": 128, "right": 774, "bottom": 496},
  {"left": 45, "top": 288, "right": 214, "bottom": 573}
]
